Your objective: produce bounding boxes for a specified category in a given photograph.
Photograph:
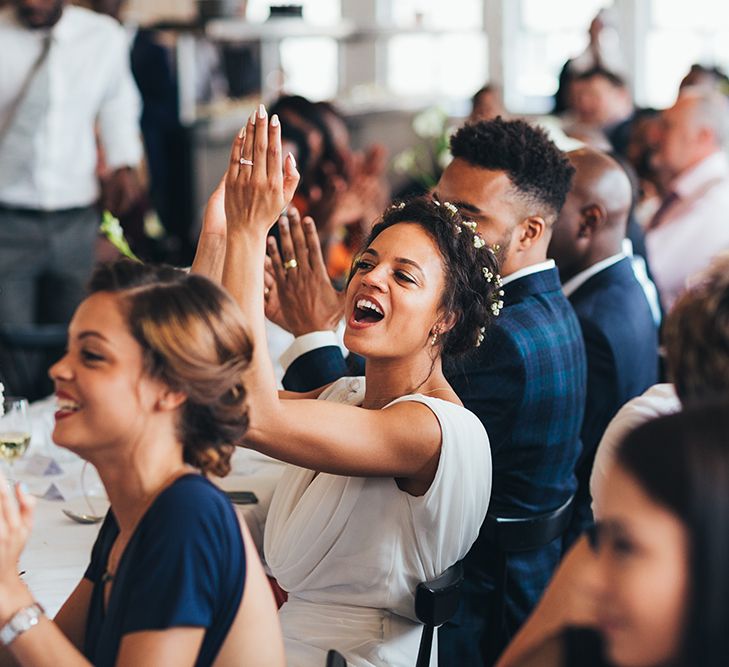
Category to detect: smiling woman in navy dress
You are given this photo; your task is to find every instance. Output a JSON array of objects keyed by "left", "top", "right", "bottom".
[{"left": 0, "top": 261, "right": 285, "bottom": 667}]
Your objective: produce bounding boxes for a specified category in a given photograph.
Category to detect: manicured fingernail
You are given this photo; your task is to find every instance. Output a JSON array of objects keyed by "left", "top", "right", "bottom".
[
  {"left": 287, "top": 152, "right": 297, "bottom": 168},
  {"left": 18, "top": 482, "right": 28, "bottom": 495},
  {"left": 258, "top": 103, "right": 266, "bottom": 118},
  {"left": 238, "top": 126, "right": 245, "bottom": 139},
  {"left": 270, "top": 113, "right": 279, "bottom": 127},
  {"left": 279, "top": 216, "right": 288, "bottom": 229},
  {"left": 249, "top": 109, "right": 257, "bottom": 124}
]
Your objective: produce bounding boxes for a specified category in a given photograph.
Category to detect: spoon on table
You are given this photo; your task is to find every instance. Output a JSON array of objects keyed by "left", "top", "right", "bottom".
[{"left": 62, "top": 508, "right": 104, "bottom": 524}]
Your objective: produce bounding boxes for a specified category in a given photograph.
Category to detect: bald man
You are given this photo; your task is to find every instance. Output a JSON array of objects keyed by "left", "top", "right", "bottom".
[
  {"left": 646, "top": 87, "right": 729, "bottom": 311},
  {"left": 549, "top": 148, "right": 659, "bottom": 542}
]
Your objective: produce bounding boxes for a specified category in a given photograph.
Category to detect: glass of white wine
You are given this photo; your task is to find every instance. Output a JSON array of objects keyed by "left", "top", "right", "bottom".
[{"left": 0, "top": 397, "right": 31, "bottom": 480}]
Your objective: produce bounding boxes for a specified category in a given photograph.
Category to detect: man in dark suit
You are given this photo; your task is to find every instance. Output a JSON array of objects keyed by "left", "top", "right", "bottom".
[
  {"left": 276, "top": 119, "right": 586, "bottom": 664},
  {"left": 548, "top": 148, "right": 659, "bottom": 543}
]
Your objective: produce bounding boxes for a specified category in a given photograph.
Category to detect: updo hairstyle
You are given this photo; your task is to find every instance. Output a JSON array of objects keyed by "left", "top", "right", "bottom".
[{"left": 88, "top": 260, "right": 253, "bottom": 477}]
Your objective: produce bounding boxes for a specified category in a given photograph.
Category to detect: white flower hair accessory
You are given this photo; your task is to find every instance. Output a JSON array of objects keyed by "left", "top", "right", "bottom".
[
  {"left": 409, "top": 198, "right": 507, "bottom": 344},
  {"left": 437, "top": 200, "right": 508, "bottom": 332}
]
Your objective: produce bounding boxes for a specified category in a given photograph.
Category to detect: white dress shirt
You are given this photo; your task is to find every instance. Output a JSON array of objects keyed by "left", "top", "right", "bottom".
[
  {"left": 499, "top": 259, "right": 555, "bottom": 286},
  {"left": 0, "top": 6, "right": 142, "bottom": 210},
  {"left": 646, "top": 151, "right": 729, "bottom": 312},
  {"left": 561, "top": 252, "right": 626, "bottom": 298}
]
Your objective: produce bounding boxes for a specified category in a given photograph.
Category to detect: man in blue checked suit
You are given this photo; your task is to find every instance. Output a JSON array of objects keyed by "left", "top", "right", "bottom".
[
  {"left": 549, "top": 148, "right": 658, "bottom": 546},
  {"left": 277, "top": 119, "right": 586, "bottom": 665}
]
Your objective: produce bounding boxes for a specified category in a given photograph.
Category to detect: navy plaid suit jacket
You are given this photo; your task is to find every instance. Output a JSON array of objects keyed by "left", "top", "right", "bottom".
[
  {"left": 440, "top": 266, "right": 586, "bottom": 663},
  {"left": 282, "top": 266, "right": 587, "bottom": 664}
]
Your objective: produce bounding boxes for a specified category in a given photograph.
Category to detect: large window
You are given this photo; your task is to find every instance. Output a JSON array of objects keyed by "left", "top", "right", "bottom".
[
  {"left": 505, "top": 0, "right": 613, "bottom": 113},
  {"left": 384, "top": 0, "right": 488, "bottom": 100},
  {"left": 641, "top": 0, "right": 729, "bottom": 108}
]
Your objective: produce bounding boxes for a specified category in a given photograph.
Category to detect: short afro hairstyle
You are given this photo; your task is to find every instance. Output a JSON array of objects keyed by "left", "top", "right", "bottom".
[{"left": 449, "top": 117, "right": 575, "bottom": 222}]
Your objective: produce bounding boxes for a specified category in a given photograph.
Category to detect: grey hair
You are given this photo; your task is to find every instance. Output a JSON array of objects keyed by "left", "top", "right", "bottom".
[{"left": 679, "top": 85, "right": 729, "bottom": 150}]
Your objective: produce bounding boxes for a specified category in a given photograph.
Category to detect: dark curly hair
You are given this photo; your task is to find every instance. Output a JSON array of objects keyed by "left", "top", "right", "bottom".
[
  {"left": 450, "top": 117, "right": 575, "bottom": 222},
  {"left": 352, "top": 197, "right": 503, "bottom": 357},
  {"left": 88, "top": 260, "right": 253, "bottom": 477}
]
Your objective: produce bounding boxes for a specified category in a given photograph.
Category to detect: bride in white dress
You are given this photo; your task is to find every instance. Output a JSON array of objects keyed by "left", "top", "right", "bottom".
[{"left": 207, "top": 107, "right": 503, "bottom": 666}]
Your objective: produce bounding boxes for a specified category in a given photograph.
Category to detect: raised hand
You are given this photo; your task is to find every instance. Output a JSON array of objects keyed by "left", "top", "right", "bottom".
[
  {"left": 224, "top": 105, "right": 300, "bottom": 238},
  {"left": 267, "top": 208, "right": 345, "bottom": 336},
  {"left": 203, "top": 175, "right": 227, "bottom": 239},
  {"left": 191, "top": 175, "right": 227, "bottom": 280}
]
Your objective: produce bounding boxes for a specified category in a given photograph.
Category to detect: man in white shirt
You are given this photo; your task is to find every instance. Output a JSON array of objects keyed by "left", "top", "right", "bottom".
[
  {"left": 646, "top": 86, "right": 729, "bottom": 312},
  {"left": 548, "top": 147, "right": 658, "bottom": 541},
  {"left": 0, "top": 0, "right": 143, "bottom": 325}
]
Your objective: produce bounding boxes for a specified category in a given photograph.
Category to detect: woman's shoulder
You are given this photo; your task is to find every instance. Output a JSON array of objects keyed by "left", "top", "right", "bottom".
[
  {"left": 390, "top": 393, "right": 487, "bottom": 438},
  {"left": 145, "top": 474, "right": 237, "bottom": 531}
]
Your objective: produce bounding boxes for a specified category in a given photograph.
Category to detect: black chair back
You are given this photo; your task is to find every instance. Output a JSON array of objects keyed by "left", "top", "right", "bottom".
[
  {"left": 481, "top": 494, "right": 575, "bottom": 665},
  {"left": 0, "top": 324, "right": 67, "bottom": 401},
  {"left": 325, "top": 562, "right": 464, "bottom": 667},
  {"left": 414, "top": 561, "right": 464, "bottom": 667},
  {"left": 326, "top": 649, "right": 347, "bottom": 667}
]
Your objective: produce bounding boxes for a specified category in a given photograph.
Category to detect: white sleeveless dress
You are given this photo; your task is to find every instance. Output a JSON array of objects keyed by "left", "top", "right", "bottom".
[{"left": 264, "top": 377, "right": 492, "bottom": 667}]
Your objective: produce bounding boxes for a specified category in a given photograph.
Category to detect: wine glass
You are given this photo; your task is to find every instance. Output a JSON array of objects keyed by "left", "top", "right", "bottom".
[{"left": 0, "top": 397, "right": 32, "bottom": 481}]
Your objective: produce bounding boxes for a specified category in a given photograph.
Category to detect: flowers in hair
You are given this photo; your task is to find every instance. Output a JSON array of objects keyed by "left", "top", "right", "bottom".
[{"left": 476, "top": 327, "right": 486, "bottom": 346}]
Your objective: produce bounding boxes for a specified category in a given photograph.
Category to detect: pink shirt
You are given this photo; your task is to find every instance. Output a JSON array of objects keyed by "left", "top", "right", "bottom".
[{"left": 646, "top": 151, "right": 729, "bottom": 311}]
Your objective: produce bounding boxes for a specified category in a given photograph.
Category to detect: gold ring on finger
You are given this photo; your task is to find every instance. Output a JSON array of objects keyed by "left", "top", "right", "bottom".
[{"left": 283, "top": 258, "right": 298, "bottom": 271}]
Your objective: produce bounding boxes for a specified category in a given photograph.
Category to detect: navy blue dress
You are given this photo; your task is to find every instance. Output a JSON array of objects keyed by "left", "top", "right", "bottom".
[{"left": 83, "top": 474, "right": 245, "bottom": 667}]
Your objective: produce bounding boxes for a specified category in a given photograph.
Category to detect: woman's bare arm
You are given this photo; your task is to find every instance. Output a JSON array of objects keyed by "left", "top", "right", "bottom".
[{"left": 222, "top": 109, "right": 441, "bottom": 483}]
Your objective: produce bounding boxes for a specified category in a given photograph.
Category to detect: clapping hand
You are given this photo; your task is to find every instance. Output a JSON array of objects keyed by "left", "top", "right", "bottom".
[
  {"left": 191, "top": 175, "right": 228, "bottom": 280},
  {"left": 263, "top": 253, "right": 290, "bottom": 332},
  {"left": 266, "top": 208, "right": 345, "bottom": 336},
  {"left": 0, "top": 474, "right": 35, "bottom": 622},
  {"left": 224, "top": 105, "right": 300, "bottom": 238}
]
